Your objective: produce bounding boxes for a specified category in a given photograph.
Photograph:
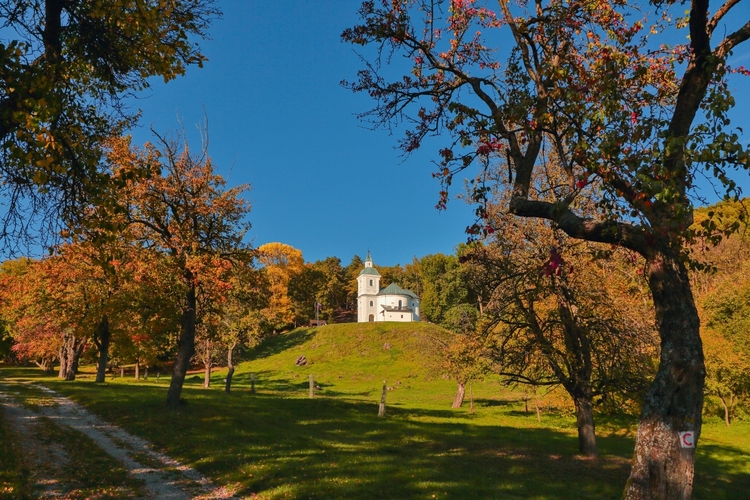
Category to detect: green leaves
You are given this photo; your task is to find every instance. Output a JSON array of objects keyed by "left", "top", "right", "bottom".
[{"left": 0, "top": 0, "right": 220, "bottom": 244}]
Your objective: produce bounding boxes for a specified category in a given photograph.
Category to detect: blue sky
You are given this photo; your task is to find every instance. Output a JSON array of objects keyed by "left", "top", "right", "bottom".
[
  {"left": 126, "top": 0, "right": 475, "bottom": 268},
  {"left": 126, "top": 0, "right": 750, "bottom": 267}
]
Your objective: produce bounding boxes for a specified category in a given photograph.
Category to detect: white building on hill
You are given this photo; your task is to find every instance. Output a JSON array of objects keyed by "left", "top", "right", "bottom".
[{"left": 357, "top": 252, "right": 420, "bottom": 322}]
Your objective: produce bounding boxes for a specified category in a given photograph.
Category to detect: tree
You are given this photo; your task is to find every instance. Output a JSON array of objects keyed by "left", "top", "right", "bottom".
[
  {"left": 0, "top": 0, "right": 219, "bottom": 247},
  {"left": 440, "top": 303, "right": 486, "bottom": 409},
  {"left": 0, "top": 258, "right": 60, "bottom": 373},
  {"left": 111, "top": 132, "right": 251, "bottom": 408},
  {"left": 343, "top": 1, "right": 750, "bottom": 496},
  {"left": 343, "top": 255, "right": 365, "bottom": 310},
  {"left": 469, "top": 210, "right": 656, "bottom": 456},
  {"left": 288, "top": 264, "right": 327, "bottom": 324},
  {"left": 258, "top": 243, "right": 305, "bottom": 330},
  {"left": 312, "top": 257, "right": 347, "bottom": 321},
  {"left": 419, "top": 253, "right": 472, "bottom": 323},
  {"left": 217, "top": 263, "right": 269, "bottom": 393}
]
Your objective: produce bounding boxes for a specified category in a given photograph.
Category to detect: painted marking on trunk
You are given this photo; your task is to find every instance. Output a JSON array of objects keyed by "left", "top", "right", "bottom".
[{"left": 679, "top": 431, "right": 695, "bottom": 448}]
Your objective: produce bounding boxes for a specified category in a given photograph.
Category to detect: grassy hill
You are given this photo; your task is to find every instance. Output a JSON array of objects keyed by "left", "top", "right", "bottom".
[
  {"left": 2, "top": 322, "right": 749, "bottom": 499},
  {"left": 227, "top": 322, "right": 460, "bottom": 408}
]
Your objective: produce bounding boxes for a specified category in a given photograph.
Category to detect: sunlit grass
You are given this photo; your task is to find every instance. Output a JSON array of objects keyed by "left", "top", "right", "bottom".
[{"left": 2, "top": 323, "right": 749, "bottom": 499}]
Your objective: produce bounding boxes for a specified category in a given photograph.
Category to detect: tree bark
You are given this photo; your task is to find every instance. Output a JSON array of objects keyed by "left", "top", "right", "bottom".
[
  {"left": 203, "top": 339, "right": 212, "bottom": 388},
  {"left": 225, "top": 341, "right": 236, "bottom": 394},
  {"left": 59, "top": 333, "right": 86, "bottom": 381},
  {"left": 94, "top": 315, "right": 109, "bottom": 383},
  {"left": 166, "top": 283, "right": 197, "bottom": 408},
  {"left": 452, "top": 381, "right": 466, "bottom": 408},
  {"left": 574, "top": 394, "right": 598, "bottom": 458},
  {"left": 623, "top": 252, "right": 704, "bottom": 500}
]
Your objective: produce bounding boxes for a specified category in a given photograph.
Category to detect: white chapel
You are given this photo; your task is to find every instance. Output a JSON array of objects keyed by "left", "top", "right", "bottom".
[{"left": 357, "top": 252, "right": 421, "bottom": 322}]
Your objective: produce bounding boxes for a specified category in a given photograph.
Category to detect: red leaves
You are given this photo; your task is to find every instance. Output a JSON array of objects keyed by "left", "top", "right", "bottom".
[
  {"left": 476, "top": 138, "right": 503, "bottom": 156},
  {"left": 542, "top": 247, "right": 573, "bottom": 277}
]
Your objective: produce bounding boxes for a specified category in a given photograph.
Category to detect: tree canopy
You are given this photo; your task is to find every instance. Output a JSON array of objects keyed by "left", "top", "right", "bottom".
[{"left": 0, "top": 0, "right": 219, "bottom": 247}]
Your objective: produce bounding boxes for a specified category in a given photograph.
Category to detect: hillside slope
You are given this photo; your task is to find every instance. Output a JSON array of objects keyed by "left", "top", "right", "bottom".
[{"left": 228, "top": 322, "right": 460, "bottom": 407}]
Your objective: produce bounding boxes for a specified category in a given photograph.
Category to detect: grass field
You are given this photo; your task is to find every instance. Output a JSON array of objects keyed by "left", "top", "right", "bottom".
[{"left": 2, "top": 323, "right": 749, "bottom": 499}]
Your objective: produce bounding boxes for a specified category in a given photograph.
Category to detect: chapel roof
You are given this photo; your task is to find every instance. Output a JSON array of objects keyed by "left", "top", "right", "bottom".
[
  {"left": 377, "top": 283, "right": 420, "bottom": 299},
  {"left": 359, "top": 267, "right": 381, "bottom": 276}
]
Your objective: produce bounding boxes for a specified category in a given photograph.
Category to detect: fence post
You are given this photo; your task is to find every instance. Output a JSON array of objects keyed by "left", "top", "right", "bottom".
[
  {"left": 378, "top": 380, "right": 387, "bottom": 417},
  {"left": 309, "top": 374, "right": 314, "bottom": 399},
  {"left": 250, "top": 373, "right": 256, "bottom": 394}
]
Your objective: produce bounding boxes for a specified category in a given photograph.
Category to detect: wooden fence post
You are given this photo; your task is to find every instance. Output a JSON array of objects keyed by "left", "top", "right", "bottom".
[
  {"left": 309, "top": 374, "right": 314, "bottom": 399},
  {"left": 378, "top": 381, "right": 387, "bottom": 417},
  {"left": 250, "top": 373, "right": 256, "bottom": 394}
]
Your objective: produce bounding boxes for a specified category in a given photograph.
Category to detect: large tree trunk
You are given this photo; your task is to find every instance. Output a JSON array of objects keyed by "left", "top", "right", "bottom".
[
  {"left": 623, "top": 252, "right": 704, "bottom": 500},
  {"left": 94, "top": 315, "right": 110, "bottom": 383},
  {"left": 59, "top": 333, "right": 86, "bottom": 381},
  {"left": 166, "top": 283, "right": 197, "bottom": 408},
  {"left": 452, "top": 381, "right": 466, "bottom": 408},
  {"left": 225, "top": 341, "right": 236, "bottom": 394},
  {"left": 573, "top": 394, "right": 597, "bottom": 458}
]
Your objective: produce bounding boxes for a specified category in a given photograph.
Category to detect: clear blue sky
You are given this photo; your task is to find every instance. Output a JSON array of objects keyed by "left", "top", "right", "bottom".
[{"left": 126, "top": 1, "right": 750, "bottom": 267}]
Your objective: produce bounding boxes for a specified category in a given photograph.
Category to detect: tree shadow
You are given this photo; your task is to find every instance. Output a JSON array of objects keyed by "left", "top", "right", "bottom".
[{"left": 245, "top": 329, "right": 317, "bottom": 361}]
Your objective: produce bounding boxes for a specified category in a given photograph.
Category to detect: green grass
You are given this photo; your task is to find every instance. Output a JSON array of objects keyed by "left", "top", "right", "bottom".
[{"left": 2, "top": 323, "right": 749, "bottom": 499}]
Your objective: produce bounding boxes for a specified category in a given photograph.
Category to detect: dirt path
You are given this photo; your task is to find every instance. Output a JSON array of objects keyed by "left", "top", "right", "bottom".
[{"left": 0, "top": 382, "right": 237, "bottom": 499}]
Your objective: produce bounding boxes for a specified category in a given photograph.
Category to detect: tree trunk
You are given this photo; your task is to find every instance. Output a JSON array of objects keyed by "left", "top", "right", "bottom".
[
  {"left": 574, "top": 394, "right": 597, "bottom": 458},
  {"left": 58, "top": 345, "right": 66, "bottom": 379},
  {"left": 718, "top": 394, "right": 730, "bottom": 426},
  {"left": 203, "top": 339, "right": 212, "bottom": 388},
  {"left": 69, "top": 340, "right": 85, "bottom": 379},
  {"left": 94, "top": 315, "right": 109, "bottom": 383},
  {"left": 623, "top": 252, "right": 704, "bottom": 500},
  {"left": 135, "top": 360, "right": 140, "bottom": 381},
  {"left": 469, "top": 382, "right": 475, "bottom": 414},
  {"left": 452, "top": 381, "right": 466, "bottom": 408},
  {"left": 203, "top": 361, "right": 211, "bottom": 388},
  {"left": 225, "top": 341, "right": 236, "bottom": 394},
  {"left": 166, "top": 283, "right": 197, "bottom": 408},
  {"left": 59, "top": 333, "right": 86, "bottom": 381}
]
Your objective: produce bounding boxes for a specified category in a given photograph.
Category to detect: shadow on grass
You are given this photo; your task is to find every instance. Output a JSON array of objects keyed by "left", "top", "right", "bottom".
[
  {"left": 246, "top": 329, "right": 317, "bottom": 361},
  {"left": 4, "top": 367, "right": 748, "bottom": 500}
]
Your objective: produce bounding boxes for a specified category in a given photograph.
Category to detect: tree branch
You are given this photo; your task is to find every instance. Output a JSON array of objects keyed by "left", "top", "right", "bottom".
[{"left": 508, "top": 197, "right": 651, "bottom": 255}]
